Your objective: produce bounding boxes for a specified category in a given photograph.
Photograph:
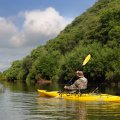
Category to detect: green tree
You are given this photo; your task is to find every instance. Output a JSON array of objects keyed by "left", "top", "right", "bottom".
[{"left": 4, "top": 60, "right": 22, "bottom": 81}]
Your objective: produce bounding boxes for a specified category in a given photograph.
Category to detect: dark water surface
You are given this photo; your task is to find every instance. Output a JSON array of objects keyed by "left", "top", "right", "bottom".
[{"left": 0, "top": 81, "right": 120, "bottom": 120}]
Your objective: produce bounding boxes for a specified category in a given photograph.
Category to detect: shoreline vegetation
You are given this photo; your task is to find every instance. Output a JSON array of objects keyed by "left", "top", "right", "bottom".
[{"left": 1, "top": 0, "right": 120, "bottom": 86}]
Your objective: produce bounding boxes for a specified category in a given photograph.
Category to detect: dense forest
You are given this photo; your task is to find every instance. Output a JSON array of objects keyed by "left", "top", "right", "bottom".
[{"left": 2, "top": 0, "right": 120, "bottom": 84}]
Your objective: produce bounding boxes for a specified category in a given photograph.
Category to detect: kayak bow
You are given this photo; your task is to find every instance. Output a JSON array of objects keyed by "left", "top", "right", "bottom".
[{"left": 38, "top": 89, "right": 120, "bottom": 102}]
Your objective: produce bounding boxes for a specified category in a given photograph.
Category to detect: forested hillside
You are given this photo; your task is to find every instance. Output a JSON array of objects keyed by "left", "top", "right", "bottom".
[{"left": 3, "top": 0, "right": 120, "bottom": 84}]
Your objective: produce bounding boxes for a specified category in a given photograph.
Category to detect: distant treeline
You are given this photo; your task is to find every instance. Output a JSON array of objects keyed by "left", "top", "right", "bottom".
[{"left": 2, "top": 0, "right": 120, "bottom": 84}]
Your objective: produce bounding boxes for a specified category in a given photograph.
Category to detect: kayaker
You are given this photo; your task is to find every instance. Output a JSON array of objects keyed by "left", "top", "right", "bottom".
[{"left": 64, "top": 71, "right": 88, "bottom": 93}]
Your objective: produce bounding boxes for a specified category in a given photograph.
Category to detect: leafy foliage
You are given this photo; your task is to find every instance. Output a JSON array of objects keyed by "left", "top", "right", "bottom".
[
  {"left": 3, "top": 0, "right": 120, "bottom": 84},
  {"left": 3, "top": 60, "right": 22, "bottom": 81}
]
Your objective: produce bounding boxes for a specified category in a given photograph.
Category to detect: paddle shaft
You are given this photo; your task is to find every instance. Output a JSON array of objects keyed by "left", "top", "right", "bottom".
[
  {"left": 67, "top": 54, "right": 91, "bottom": 85},
  {"left": 92, "top": 81, "right": 105, "bottom": 93}
]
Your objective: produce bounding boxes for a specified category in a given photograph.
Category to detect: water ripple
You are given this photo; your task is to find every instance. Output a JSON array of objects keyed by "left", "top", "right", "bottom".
[{"left": 0, "top": 89, "right": 120, "bottom": 120}]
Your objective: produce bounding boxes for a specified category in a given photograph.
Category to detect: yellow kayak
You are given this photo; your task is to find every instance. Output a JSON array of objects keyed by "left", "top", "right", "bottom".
[{"left": 38, "top": 89, "right": 120, "bottom": 102}]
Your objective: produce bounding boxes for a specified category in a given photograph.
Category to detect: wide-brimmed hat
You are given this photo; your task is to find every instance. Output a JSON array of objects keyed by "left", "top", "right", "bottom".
[{"left": 76, "top": 71, "right": 84, "bottom": 77}]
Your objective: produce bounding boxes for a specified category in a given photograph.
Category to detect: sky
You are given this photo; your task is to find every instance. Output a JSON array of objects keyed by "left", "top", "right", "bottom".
[{"left": 0, "top": 0, "right": 97, "bottom": 71}]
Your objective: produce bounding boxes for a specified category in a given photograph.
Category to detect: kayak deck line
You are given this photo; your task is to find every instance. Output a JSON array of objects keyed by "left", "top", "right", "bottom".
[{"left": 37, "top": 89, "right": 120, "bottom": 102}]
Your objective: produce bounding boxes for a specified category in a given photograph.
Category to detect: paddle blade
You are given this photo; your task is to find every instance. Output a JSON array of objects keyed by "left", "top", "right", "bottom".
[{"left": 82, "top": 54, "right": 91, "bottom": 66}]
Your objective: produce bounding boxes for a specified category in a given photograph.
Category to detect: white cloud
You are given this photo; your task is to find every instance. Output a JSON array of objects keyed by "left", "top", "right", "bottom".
[
  {"left": 0, "top": 63, "right": 8, "bottom": 70},
  {"left": 10, "top": 34, "right": 25, "bottom": 48},
  {"left": 0, "top": 7, "right": 73, "bottom": 71},
  {"left": 0, "top": 17, "right": 18, "bottom": 48},
  {"left": 0, "top": 47, "right": 33, "bottom": 71},
  {"left": 22, "top": 7, "right": 71, "bottom": 46},
  {"left": 0, "top": 7, "right": 72, "bottom": 48}
]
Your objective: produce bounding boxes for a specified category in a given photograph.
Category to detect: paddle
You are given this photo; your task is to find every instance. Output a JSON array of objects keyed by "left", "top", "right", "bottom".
[
  {"left": 68, "top": 54, "right": 91, "bottom": 85},
  {"left": 61, "top": 54, "right": 91, "bottom": 94},
  {"left": 82, "top": 54, "right": 91, "bottom": 66}
]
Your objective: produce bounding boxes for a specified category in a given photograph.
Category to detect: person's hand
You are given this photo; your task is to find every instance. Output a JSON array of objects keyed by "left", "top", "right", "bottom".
[{"left": 64, "top": 86, "right": 67, "bottom": 89}]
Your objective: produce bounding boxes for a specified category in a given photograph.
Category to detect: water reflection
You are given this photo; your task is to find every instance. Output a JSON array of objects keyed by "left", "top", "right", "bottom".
[
  {"left": 0, "top": 82, "right": 120, "bottom": 120},
  {"left": 36, "top": 97, "right": 86, "bottom": 120},
  {"left": 0, "top": 84, "right": 5, "bottom": 93},
  {"left": 36, "top": 97, "right": 120, "bottom": 120}
]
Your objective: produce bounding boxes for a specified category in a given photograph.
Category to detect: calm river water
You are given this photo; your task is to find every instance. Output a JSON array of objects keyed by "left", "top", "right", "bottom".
[{"left": 0, "top": 81, "right": 120, "bottom": 120}]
